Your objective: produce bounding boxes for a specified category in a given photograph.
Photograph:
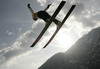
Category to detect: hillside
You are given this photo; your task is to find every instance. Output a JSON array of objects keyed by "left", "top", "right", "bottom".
[{"left": 38, "top": 27, "right": 100, "bottom": 69}]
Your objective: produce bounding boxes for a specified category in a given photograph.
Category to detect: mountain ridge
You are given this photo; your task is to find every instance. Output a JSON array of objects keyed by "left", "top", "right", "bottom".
[{"left": 38, "top": 27, "right": 100, "bottom": 69}]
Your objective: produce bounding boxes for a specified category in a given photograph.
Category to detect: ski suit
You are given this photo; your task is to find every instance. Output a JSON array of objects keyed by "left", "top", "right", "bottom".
[{"left": 28, "top": 4, "right": 60, "bottom": 25}]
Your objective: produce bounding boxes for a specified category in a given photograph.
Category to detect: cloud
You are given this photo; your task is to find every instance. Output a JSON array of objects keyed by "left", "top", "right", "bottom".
[
  {"left": 0, "top": 25, "right": 33, "bottom": 65},
  {"left": 74, "top": 0, "right": 100, "bottom": 28},
  {"left": 6, "top": 30, "right": 15, "bottom": 36},
  {"left": 37, "top": 0, "right": 47, "bottom": 6},
  {"left": 57, "top": 0, "right": 100, "bottom": 32},
  {"left": 0, "top": 19, "right": 49, "bottom": 67}
]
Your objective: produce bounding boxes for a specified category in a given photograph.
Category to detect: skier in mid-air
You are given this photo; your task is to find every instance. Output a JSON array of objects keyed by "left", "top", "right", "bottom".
[
  {"left": 27, "top": 1, "right": 76, "bottom": 48},
  {"left": 27, "top": 4, "right": 61, "bottom": 26}
]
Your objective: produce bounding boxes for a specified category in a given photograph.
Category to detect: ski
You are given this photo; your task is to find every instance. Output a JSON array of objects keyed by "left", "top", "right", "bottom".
[
  {"left": 30, "top": 1, "right": 66, "bottom": 47},
  {"left": 43, "top": 5, "right": 76, "bottom": 48}
]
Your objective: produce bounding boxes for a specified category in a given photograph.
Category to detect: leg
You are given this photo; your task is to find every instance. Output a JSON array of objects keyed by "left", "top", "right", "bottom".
[
  {"left": 46, "top": 18, "right": 61, "bottom": 26},
  {"left": 37, "top": 11, "right": 61, "bottom": 25},
  {"left": 53, "top": 19, "right": 60, "bottom": 25}
]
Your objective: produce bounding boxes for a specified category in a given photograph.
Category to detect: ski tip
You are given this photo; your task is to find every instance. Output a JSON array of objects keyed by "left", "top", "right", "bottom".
[
  {"left": 62, "top": 0, "right": 66, "bottom": 2},
  {"left": 43, "top": 47, "right": 45, "bottom": 48},
  {"left": 30, "top": 44, "right": 35, "bottom": 47},
  {"left": 72, "top": 5, "right": 76, "bottom": 7},
  {"left": 30, "top": 46, "right": 33, "bottom": 47},
  {"left": 43, "top": 46, "right": 46, "bottom": 48}
]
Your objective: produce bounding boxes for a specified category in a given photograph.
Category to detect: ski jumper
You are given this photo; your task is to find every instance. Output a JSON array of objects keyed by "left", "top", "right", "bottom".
[
  {"left": 28, "top": 4, "right": 60, "bottom": 25},
  {"left": 37, "top": 11, "right": 59, "bottom": 24}
]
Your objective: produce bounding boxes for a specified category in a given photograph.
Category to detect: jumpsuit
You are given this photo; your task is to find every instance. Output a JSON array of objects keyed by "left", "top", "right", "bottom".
[{"left": 37, "top": 11, "right": 59, "bottom": 24}]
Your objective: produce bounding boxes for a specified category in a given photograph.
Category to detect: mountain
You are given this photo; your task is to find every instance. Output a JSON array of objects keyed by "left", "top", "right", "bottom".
[{"left": 38, "top": 27, "right": 100, "bottom": 69}]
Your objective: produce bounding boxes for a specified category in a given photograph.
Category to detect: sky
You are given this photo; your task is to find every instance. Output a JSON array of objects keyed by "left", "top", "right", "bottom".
[{"left": 0, "top": 0, "right": 100, "bottom": 69}]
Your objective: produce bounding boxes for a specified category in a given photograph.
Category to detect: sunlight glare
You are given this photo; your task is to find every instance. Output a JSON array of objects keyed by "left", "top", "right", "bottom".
[{"left": 56, "top": 32, "right": 74, "bottom": 50}]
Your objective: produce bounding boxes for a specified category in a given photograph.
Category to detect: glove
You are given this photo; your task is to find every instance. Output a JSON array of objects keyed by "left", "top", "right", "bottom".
[
  {"left": 47, "top": 4, "right": 52, "bottom": 8},
  {"left": 27, "top": 4, "right": 30, "bottom": 8}
]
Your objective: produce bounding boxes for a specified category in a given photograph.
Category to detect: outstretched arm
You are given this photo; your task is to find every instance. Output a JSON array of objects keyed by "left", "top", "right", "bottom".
[
  {"left": 44, "top": 4, "right": 52, "bottom": 11},
  {"left": 27, "top": 4, "right": 34, "bottom": 16}
]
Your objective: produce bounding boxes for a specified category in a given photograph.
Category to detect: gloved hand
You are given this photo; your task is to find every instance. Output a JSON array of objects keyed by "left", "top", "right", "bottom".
[
  {"left": 27, "top": 4, "right": 30, "bottom": 8},
  {"left": 47, "top": 4, "right": 52, "bottom": 8}
]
